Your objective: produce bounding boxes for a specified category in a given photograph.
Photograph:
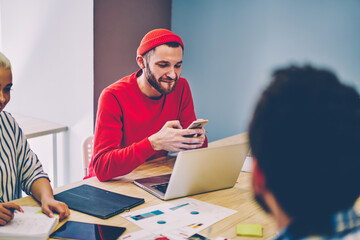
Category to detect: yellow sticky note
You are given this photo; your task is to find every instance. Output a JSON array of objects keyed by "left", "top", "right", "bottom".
[
  {"left": 236, "top": 224, "right": 263, "bottom": 237},
  {"left": 35, "top": 210, "right": 58, "bottom": 216}
]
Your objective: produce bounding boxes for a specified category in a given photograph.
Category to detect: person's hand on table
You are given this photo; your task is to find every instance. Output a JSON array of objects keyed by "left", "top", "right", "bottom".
[
  {"left": 41, "top": 197, "right": 70, "bottom": 221},
  {"left": 0, "top": 202, "right": 23, "bottom": 225}
]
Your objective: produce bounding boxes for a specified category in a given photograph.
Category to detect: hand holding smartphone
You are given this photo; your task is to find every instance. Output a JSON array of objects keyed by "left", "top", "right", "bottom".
[
  {"left": 185, "top": 119, "right": 208, "bottom": 137},
  {"left": 187, "top": 119, "right": 209, "bottom": 129}
]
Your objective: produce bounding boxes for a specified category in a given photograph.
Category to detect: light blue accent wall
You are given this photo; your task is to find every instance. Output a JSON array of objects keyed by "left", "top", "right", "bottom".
[{"left": 172, "top": 0, "right": 360, "bottom": 142}]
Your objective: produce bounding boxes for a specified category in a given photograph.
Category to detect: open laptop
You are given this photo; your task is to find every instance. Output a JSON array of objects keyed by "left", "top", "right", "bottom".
[{"left": 134, "top": 142, "right": 249, "bottom": 200}]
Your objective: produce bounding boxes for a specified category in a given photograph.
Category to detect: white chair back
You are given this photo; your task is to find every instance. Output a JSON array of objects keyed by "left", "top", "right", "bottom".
[{"left": 82, "top": 135, "right": 94, "bottom": 176}]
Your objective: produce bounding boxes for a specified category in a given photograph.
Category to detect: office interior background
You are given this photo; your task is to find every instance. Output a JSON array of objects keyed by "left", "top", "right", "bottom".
[{"left": 0, "top": 0, "right": 359, "bottom": 186}]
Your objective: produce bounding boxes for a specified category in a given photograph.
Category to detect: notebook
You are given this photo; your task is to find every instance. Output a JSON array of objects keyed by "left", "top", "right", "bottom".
[
  {"left": 0, "top": 207, "right": 58, "bottom": 240},
  {"left": 134, "top": 142, "right": 249, "bottom": 200},
  {"left": 54, "top": 184, "right": 144, "bottom": 219}
]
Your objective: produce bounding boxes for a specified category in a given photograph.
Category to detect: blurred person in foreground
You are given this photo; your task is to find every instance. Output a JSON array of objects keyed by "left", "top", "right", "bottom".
[{"left": 249, "top": 65, "right": 360, "bottom": 239}]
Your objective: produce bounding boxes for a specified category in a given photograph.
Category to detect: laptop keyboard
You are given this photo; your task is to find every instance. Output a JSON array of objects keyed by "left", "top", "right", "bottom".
[{"left": 151, "top": 183, "right": 168, "bottom": 194}]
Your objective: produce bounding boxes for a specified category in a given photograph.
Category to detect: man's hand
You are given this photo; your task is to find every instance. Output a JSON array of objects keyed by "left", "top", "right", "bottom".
[
  {"left": 41, "top": 197, "right": 70, "bottom": 221},
  {"left": 0, "top": 202, "right": 23, "bottom": 226},
  {"left": 148, "top": 120, "right": 206, "bottom": 152}
]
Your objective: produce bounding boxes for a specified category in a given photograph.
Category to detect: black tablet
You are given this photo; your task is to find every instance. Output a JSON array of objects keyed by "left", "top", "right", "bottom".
[
  {"left": 50, "top": 221, "right": 126, "bottom": 240},
  {"left": 54, "top": 184, "right": 144, "bottom": 219}
]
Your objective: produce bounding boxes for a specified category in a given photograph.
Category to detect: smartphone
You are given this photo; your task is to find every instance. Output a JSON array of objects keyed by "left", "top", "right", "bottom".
[
  {"left": 187, "top": 119, "right": 209, "bottom": 129},
  {"left": 185, "top": 119, "right": 208, "bottom": 138}
]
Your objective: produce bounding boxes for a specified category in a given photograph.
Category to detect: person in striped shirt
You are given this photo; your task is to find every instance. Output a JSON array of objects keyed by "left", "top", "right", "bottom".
[{"left": 0, "top": 52, "right": 70, "bottom": 225}]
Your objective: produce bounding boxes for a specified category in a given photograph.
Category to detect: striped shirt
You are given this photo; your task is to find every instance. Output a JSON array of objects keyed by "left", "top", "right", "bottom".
[
  {"left": 275, "top": 207, "right": 360, "bottom": 240},
  {"left": 0, "top": 111, "right": 48, "bottom": 202}
]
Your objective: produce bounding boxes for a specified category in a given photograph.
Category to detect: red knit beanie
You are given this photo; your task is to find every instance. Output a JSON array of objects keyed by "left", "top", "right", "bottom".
[{"left": 137, "top": 29, "right": 184, "bottom": 56}]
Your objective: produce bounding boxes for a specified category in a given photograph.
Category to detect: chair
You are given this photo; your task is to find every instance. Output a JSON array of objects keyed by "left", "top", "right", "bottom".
[{"left": 82, "top": 135, "right": 94, "bottom": 177}]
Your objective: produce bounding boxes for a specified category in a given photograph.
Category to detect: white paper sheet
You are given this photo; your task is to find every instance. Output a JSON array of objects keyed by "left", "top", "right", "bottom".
[{"left": 121, "top": 198, "right": 236, "bottom": 238}]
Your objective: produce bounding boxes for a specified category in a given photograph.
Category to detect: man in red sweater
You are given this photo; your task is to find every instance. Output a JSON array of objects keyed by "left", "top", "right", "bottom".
[{"left": 86, "top": 29, "right": 208, "bottom": 181}]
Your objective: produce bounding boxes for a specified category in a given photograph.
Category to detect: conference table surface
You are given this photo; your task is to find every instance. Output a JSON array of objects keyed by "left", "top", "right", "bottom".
[{"left": 12, "top": 133, "right": 360, "bottom": 240}]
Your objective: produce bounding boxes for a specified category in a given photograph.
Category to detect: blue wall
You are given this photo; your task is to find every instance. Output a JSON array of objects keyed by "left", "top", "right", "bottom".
[{"left": 172, "top": 0, "right": 360, "bottom": 142}]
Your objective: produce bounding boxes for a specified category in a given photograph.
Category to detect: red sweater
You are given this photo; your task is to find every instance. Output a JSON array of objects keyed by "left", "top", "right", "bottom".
[{"left": 86, "top": 70, "right": 207, "bottom": 181}]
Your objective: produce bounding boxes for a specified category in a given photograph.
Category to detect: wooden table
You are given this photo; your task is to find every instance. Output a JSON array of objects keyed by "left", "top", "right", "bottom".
[
  {"left": 208, "top": 132, "right": 249, "bottom": 148},
  {"left": 12, "top": 113, "right": 68, "bottom": 188},
  {"left": 13, "top": 132, "right": 360, "bottom": 239},
  {"left": 13, "top": 156, "right": 278, "bottom": 239}
]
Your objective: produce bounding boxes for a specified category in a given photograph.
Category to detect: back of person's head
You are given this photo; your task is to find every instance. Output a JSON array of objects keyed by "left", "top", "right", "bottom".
[
  {"left": 0, "top": 52, "right": 11, "bottom": 70},
  {"left": 249, "top": 65, "right": 360, "bottom": 221}
]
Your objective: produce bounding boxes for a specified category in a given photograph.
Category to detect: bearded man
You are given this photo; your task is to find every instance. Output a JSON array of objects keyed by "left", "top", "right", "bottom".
[{"left": 86, "top": 29, "right": 207, "bottom": 181}]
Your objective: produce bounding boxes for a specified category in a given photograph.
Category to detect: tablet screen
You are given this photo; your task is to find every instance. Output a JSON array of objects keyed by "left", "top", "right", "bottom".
[{"left": 50, "top": 221, "right": 126, "bottom": 240}]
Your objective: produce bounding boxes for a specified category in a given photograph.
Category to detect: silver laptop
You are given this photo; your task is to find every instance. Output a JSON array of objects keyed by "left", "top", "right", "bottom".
[{"left": 134, "top": 142, "right": 249, "bottom": 200}]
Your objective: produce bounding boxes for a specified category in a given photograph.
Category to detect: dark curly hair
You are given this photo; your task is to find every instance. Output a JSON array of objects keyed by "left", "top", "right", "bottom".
[{"left": 249, "top": 66, "right": 360, "bottom": 224}]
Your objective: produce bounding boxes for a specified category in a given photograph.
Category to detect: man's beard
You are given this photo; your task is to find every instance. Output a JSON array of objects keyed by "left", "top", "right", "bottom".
[
  {"left": 145, "top": 64, "right": 178, "bottom": 95},
  {"left": 254, "top": 193, "right": 271, "bottom": 214}
]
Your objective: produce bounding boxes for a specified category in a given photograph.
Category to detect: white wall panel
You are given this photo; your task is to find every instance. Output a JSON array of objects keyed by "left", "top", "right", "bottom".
[{"left": 0, "top": 0, "right": 93, "bottom": 186}]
